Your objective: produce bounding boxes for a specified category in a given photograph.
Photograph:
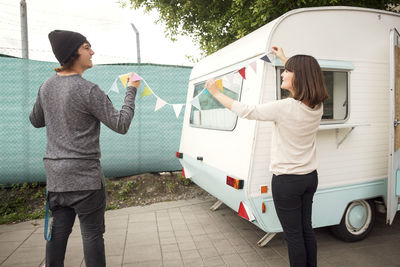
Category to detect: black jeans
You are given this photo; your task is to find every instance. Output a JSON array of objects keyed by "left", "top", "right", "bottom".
[
  {"left": 272, "top": 170, "right": 318, "bottom": 267},
  {"left": 46, "top": 187, "right": 106, "bottom": 267}
]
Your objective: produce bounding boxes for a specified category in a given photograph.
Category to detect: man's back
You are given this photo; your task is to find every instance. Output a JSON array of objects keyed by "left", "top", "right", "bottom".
[
  {"left": 30, "top": 73, "right": 137, "bottom": 192},
  {"left": 38, "top": 74, "right": 101, "bottom": 160}
]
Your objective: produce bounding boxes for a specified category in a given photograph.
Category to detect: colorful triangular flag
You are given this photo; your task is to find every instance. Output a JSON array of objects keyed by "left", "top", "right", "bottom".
[
  {"left": 155, "top": 97, "right": 167, "bottom": 111},
  {"left": 238, "top": 67, "right": 246, "bottom": 79},
  {"left": 119, "top": 73, "right": 129, "bottom": 87},
  {"left": 215, "top": 79, "right": 223, "bottom": 92},
  {"left": 226, "top": 72, "right": 234, "bottom": 83},
  {"left": 108, "top": 78, "right": 119, "bottom": 94},
  {"left": 190, "top": 97, "right": 201, "bottom": 110},
  {"left": 129, "top": 72, "right": 142, "bottom": 82},
  {"left": 250, "top": 61, "right": 257, "bottom": 73},
  {"left": 141, "top": 85, "right": 153, "bottom": 97},
  {"left": 260, "top": 55, "right": 271, "bottom": 63},
  {"left": 173, "top": 104, "right": 184, "bottom": 118}
]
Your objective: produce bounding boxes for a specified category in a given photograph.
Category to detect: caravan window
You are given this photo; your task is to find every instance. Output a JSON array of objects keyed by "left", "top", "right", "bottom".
[
  {"left": 278, "top": 69, "right": 349, "bottom": 122},
  {"left": 189, "top": 72, "right": 243, "bottom": 130}
]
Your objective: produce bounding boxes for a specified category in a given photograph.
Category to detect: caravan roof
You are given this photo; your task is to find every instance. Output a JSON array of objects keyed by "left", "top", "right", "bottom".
[{"left": 190, "top": 6, "right": 400, "bottom": 81}]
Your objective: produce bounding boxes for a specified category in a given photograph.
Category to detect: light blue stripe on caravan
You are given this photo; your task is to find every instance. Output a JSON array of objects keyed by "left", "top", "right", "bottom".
[
  {"left": 270, "top": 58, "right": 354, "bottom": 70},
  {"left": 249, "top": 178, "right": 387, "bottom": 233},
  {"left": 179, "top": 155, "right": 247, "bottom": 216},
  {"left": 316, "top": 59, "right": 354, "bottom": 70},
  {"left": 396, "top": 169, "right": 400, "bottom": 196}
]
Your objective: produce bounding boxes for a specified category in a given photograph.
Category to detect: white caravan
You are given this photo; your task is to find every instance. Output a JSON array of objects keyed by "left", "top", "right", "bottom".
[{"left": 177, "top": 6, "right": 400, "bottom": 245}]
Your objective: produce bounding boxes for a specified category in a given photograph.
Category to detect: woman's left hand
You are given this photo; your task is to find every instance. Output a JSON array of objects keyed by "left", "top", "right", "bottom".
[{"left": 206, "top": 79, "right": 221, "bottom": 96}]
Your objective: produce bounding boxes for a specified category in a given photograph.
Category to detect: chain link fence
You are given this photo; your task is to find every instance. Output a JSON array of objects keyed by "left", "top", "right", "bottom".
[{"left": 0, "top": 55, "right": 192, "bottom": 184}]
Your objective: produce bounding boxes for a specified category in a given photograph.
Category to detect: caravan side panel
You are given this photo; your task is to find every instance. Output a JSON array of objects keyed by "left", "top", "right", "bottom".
[{"left": 248, "top": 9, "right": 399, "bottom": 230}]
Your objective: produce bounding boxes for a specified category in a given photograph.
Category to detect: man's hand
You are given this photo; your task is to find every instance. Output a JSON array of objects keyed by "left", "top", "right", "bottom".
[{"left": 127, "top": 72, "right": 141, "bottom": 88}]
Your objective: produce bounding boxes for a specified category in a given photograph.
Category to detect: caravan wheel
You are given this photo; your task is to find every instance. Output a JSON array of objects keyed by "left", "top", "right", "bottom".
[{"left": 330, "top": 199, "right": 375, "bottom": 242}]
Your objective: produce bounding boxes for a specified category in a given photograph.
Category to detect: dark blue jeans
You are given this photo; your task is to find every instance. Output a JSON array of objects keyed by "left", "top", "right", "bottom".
[
  {"left": 46, "top": 187, "right": 106, "bottom": 267},
  {"left": 272, "top": 170, "right": 318, "bottom": 267}
]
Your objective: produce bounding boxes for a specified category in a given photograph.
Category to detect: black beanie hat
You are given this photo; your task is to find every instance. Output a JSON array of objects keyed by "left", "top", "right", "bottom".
[{"left": 48, "top": 30, "right": 87, "bottom": 65}]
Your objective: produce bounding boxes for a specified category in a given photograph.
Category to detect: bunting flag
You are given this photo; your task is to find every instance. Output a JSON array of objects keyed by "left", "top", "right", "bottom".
[
  {"left": 107, "top": 78, "right": 119, "bottom": 94},
  {"left": 226, "top": 72, "right": 234, "bottom": 83},
  {"left": 141, "top": 85, "right": 153, "bottom": 97},
  {"left": 119, "top": 73, "right": 129, "bottom": 88},
  {"left": 260, "top": 55, "right": 271, "bottom": 63},
  {"left": 155, "top": 98, "right": 168, "bottom": 111},
  {"left": 215, "top": 79, "right": 223, "bottom": 92},
  {"left": 238, "top": 67, "right": 246, "bottom": 79},
  {"left": 129, "top": 72, "right": 142, "bottom": 82},
  {"left": 250, "top": 61, "right": 257, "bottom": 73},
  {"left": 173, "top": 104, "right": 184, "bottom": 118},
  {"left": 107, "top": 51, "right": 274, "bottom": 119},
  {"left": 190, "top": 96, "right": 201, "bottom": 110}
]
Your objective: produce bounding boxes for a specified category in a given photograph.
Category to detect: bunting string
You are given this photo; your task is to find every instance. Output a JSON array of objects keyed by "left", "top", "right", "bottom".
[{"left": 107, "top": 52, "right": 274, "bottom": 119}]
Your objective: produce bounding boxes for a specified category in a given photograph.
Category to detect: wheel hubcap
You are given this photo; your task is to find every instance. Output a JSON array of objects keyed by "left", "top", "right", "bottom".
[{"left": 345, "top": 200, "right": 372, "bottom": 235}]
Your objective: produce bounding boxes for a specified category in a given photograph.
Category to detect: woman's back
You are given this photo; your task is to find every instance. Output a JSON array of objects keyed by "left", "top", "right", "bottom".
[
  {"left": 270, "top": 97, "right": 323, "bottom": 175},
  {"left": 231, "top": 97, "right": 323, "bottom": 175}
]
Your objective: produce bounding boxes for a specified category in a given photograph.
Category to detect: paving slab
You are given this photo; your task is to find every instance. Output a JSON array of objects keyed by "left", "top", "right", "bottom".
[{"left": 0, "top": 196, "right": 399, "bottom": 267}]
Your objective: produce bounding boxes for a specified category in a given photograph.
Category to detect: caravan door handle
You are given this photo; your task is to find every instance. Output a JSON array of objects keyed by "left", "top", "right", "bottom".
[
  {"left": 197, "top": 156, "right": 203, "bottom": 161},
  {"left": 395, "top": 120, "right": 399, "bottom": 127}
]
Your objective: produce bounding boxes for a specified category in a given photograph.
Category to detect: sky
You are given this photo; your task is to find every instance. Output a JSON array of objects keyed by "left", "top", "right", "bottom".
[{"left": 0, "top": 0, "right": 201, "bottom": 66}]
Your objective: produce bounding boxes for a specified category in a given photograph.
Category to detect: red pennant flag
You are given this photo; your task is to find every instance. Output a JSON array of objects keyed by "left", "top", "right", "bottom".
[{"left": 239, "top": 67, "right": 246, "bottom": 79}]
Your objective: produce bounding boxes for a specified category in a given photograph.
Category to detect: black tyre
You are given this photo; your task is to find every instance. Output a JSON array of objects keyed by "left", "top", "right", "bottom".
[{"left": 330, "top": 199, "right": 375, "bottom": 242}]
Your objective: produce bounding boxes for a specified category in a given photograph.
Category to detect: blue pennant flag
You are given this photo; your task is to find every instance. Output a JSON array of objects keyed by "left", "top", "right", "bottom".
[
  {"left": 190, "top": 97, "right": 201, "bottom": 110},
  {"left": 260, "top": 55, "right": 271, "bottom": 63}
]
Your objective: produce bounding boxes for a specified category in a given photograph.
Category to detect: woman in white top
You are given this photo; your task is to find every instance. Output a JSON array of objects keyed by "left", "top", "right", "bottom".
[{"left": 206, "top": 47, "right": 328, "bottom": 267}]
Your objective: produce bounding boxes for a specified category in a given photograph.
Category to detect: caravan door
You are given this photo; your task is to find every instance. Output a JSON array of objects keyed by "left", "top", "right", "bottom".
[{"left": 388, "top": 28, "right": 400, "bottom": 224}]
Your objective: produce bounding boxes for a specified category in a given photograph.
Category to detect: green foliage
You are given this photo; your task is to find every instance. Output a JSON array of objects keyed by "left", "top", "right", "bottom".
[
  {"left": 165, "top": 180, "right": 176, "bottom": 193},
  {"left": 0, "top": 172, "right": 201, "bottom": 224},
  {"left": 178, "top": 175, "right": 192, "bottom": 186},
  {"left": 0, "top": 182, "right": 47, "bottom": 224},
  {"left": 121, "top": 0, "right": 399, "bottom": 55}
]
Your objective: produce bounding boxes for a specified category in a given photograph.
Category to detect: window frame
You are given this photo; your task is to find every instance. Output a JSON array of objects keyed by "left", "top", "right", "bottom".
[
  {"left": 275, "top": 66, "right": 351, "bottom": 124},
  {"left": 189, "top": 72, "right": 244, "bottom": 131}
]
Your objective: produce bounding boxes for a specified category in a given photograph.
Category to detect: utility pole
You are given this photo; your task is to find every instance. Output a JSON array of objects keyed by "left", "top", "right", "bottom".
[
  {"left": 20, "top": 0, "right": 29, "bottom": 59},
  {"left": 130, "top": 23, "right": 141, "bottom": 63}
]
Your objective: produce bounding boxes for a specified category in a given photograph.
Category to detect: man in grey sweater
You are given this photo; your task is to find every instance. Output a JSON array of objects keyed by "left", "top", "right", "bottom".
[{"left": 29, "top": 30, "right": 140, "bottom": 267}]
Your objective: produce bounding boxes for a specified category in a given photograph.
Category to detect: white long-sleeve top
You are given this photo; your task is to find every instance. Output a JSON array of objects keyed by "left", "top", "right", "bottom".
[{"left": 231, "top": 98, "right": 323, "bottom": 175}]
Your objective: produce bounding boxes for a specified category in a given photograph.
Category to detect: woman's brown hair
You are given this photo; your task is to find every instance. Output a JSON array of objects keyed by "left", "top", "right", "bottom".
[{"left": 284, "top": 55, "right": 329, "bottom": 108}]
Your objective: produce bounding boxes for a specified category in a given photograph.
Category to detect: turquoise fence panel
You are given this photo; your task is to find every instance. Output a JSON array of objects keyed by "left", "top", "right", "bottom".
[{"left": 0, "top": 56, "right": 191, "bottom": 184}]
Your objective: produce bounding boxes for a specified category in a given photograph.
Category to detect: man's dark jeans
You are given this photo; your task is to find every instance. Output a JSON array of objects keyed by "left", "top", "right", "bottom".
[
  {"left": 46, "top": 187, "right": 106, "bottom": 267},
  {"left": 272, "top": 170, "right": 318, "bottom": 267}
]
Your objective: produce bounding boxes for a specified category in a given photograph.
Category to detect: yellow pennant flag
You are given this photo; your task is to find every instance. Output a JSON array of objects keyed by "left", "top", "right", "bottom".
[
  {"left": 141, "top": 85, "right": 153, "bottom": 97},
  {"left": 216, "top": 79, "right": 223, "bottom": 92},
  {"left": 119, "top": 73, "right": 129, "bottom": 88}
]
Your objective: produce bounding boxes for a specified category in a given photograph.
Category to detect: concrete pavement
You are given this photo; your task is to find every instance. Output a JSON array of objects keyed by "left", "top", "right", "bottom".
[{"left": 0, "top": 197, "right": 399, "bottom": 267}]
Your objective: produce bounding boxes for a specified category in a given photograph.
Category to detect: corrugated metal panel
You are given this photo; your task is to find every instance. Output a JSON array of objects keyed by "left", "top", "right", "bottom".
[{"left": 0, "top": 56, "right": 192, "bottom": 184}]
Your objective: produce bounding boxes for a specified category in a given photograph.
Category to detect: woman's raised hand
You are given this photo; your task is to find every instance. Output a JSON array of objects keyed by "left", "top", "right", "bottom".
[
  {"left": 272, "top": 46, "right": 287, "bottom": 64},
  {"left": 205, "top": 79, "right": 221, "bottom": 96}
]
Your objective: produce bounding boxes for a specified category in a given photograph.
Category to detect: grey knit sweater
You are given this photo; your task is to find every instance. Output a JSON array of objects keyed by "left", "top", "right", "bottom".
[{"left": 29, "top": 74, "right": 137, "bottom": 192}]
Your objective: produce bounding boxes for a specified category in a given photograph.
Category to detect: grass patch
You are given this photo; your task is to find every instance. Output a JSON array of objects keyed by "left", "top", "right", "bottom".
[
  {"left": 0, "top": 172, "right": 208, "bottom": 225},
  {"left": 0, "top": 182, "right": 47, "bottom": 224}
]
